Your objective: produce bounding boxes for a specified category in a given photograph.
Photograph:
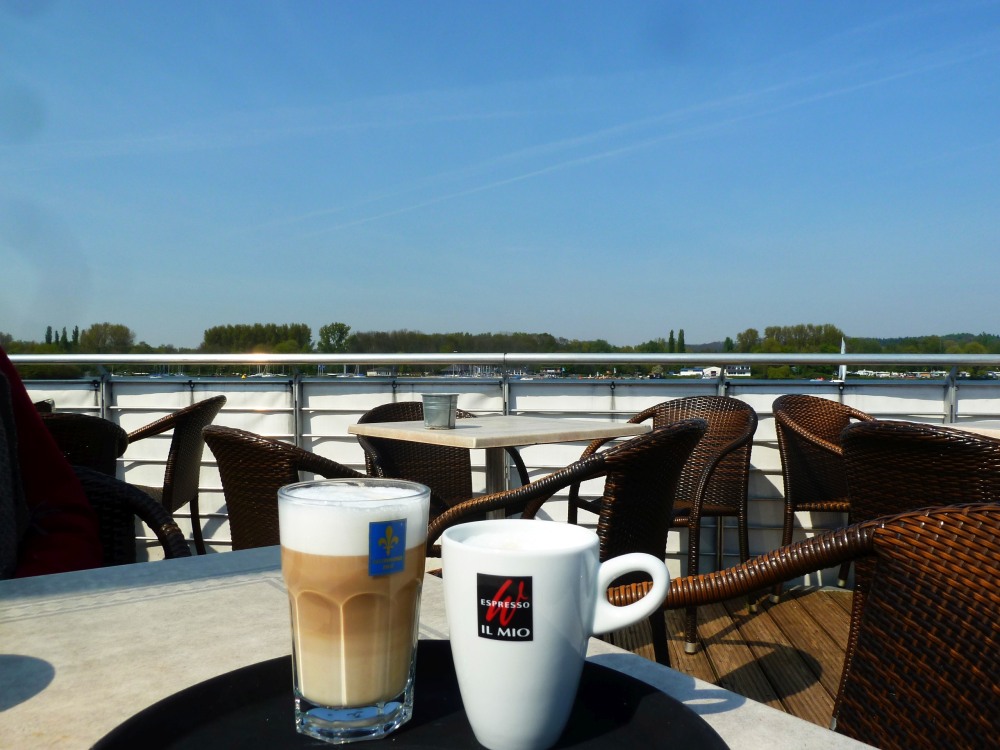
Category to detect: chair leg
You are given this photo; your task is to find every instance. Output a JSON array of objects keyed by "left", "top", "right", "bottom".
[
  {"left": 738, "top": 511, "right": 759, "bottom": 613},
  {"left": 683, "top": 518, "right": 702, "bottom": 654},
  {"left": 837, "top": 560, "right": 851, "bottom": 588},
  {"left": 652, "top": 610, "right": 671, "bottom": 667},
  {"left": 683, "top": 606, "right": 699, "bottom": 654},
  {"left": 190, "top": 494, "right": 207, "bottom": 555},
  {"left": 715, "top": 518, "right": 725, "bottom": 571},
  {"left": 771, "top": 505, "right": 794, "bottom": 603}
]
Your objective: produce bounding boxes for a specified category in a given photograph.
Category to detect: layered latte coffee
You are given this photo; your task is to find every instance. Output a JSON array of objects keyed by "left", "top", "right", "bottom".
[{"left": 278, "top": 479, "right": 430, "bottom": 743}]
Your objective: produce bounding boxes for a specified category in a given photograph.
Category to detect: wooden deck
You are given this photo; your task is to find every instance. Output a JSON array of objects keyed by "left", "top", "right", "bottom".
[{"left": 663, "top": 586, "right": 853, "bottom": 729}]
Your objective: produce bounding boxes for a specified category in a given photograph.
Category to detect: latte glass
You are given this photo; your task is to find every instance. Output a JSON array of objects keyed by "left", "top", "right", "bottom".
[{"left": 278, "top": 478, "right": 431, "bottom": 743}]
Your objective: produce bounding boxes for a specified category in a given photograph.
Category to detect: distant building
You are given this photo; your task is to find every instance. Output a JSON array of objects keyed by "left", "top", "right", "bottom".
[{"left": 696, "top": 365, "right": 751, "bottom": 379}]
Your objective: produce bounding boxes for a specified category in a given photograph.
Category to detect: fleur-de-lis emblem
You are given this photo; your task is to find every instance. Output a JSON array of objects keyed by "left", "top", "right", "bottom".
[{"left": 378, "top": 524, "right": 399, "bottom": 556}]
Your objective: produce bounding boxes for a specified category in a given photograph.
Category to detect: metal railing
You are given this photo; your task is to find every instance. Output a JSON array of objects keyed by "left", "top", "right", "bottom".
[{"left": 14, "top": 352, "right": 1000, "bottom": 580}]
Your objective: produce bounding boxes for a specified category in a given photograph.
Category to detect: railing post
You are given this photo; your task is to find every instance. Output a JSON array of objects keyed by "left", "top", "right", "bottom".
[
  {"left": 292, "top": 372, "right": 303, "bottom": 447},
  {"left": 944, "top": 367, "right": 959, "bottom": 423},
  {"left": 98, "top": 371, "right": 112, "bottom": 420}
]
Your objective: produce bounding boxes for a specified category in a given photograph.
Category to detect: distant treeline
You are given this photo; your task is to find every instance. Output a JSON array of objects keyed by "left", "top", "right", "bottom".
[{"left": 4, "top": 322, "right": 999, "bottom": 379}]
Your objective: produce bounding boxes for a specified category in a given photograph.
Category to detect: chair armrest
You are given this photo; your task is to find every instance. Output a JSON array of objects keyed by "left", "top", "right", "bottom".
[
  {"left": 295, "top": 450, "right": 366, "bottom": 480},
  {"left": 607, "top": 519, "right": 877, "bottom": 610},
  {"left": 127, "top": 412, "right": 179, "bottom": 443},
  {"left": 504, "top": 446, "right": 531, "bottom": 487},
  {"left": 779, "top": 415, "right": 846, "bottom": 457},
  {"left": 426, "top": 452, "right": 606, "bottom": 552},
  {"left": 73, "top": 466, "right": 191, "bottom": 563}
]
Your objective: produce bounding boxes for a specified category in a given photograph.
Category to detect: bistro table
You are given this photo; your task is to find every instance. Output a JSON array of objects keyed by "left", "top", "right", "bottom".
[
  {"left": 0, "top": 550, "right": 872, "bottom": 748},
  {"left": 349, "top": 414, "right": 652, "bottom": 495},
  {"left": 949, "top": 420, "right": 1000, "bottom": 439}
]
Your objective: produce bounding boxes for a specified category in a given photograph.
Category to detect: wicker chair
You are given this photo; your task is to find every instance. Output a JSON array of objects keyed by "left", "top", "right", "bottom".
[
  {"left": 356, "top": 401, "right": 530, "bottom": 518},
  {"left": 566, "top": 396, "right": 758, "bottom": 653},
  {"left": 33, "top": 399, "right": 55, "bottom": 413},
  {"left": 609, "top": 503, "right": 1000, "bottom": 749},
  {"left": 126, "top": 396, "right": 226, "bottom": 555},
  {"left": 771, "top": 394, "right": 875, "bottom": 600},
  {"left": 430, "top": 419, "right": 708, "bottom": 666},
  {"left": 202, "top": 426, "right": 364, "bottom": 550},
  {"left": 73, "top": 466, "right": 192, "bottom": 565},
  {"left": 839, "top": 418, "right": 1000, "bottom": 711},
  {"left": 40, "top": 412, "right": 129, "bottom": 477}
]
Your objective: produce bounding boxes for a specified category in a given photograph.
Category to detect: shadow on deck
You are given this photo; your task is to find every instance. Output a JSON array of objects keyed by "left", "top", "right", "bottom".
[{"left": 665, "top": 586, "right": 852, "bottom": 729}]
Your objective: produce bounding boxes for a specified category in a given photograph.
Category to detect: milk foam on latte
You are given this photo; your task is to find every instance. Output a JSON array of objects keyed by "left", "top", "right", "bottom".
[
  {"left": 279, "top": 484, "right": 428, "bottom": 555},
  {"left": 279, "top": 482, "right": 429, "bottom": 708}
]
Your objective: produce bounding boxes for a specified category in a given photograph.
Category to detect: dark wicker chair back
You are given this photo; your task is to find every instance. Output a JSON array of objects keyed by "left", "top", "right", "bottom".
[
  {"left": 127, "top": 396, "right": 226, "bottom": 554},
  {"left": 356, "top": 402, "right": 529, "bottom": 517},
  {"left": 33, "top": 399, "right": 54, "bottom": 413},
  {"left": 770, "top": 394, "right": 875, "bottom": 599},
  {"left": 428, "top": 419, "right": 707, "bottom": 664},
  {"left": 610, "top": 503, "right": 1000, "bottom": 749},
  {"left": 842, "top": 419, "right": 1000, "bottom": 523},
  {"left": 568, "top": 396, "right": 757, "bottom": 652},
  {"left": 773, "top": 394, "right": 875, "bottom": 515},
  {"left": 40, "top": 412, "right": 129, "bottom": 477},
  {"left": 203, "top": 426, "right": 364, "bottom": 550}
]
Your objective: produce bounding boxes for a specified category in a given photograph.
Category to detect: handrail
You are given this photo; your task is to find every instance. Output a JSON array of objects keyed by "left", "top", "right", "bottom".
[{"left": 10, "top": 352, "right": 1000, "bottom": 368}]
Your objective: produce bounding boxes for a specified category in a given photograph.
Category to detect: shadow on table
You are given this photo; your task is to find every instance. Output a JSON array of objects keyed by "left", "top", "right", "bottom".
[
  {"left": 0, "top": 654, "right": 55, "bottom": 710},
  {"left": 590, "top": 652, "right": 747, "bottom": 716}
]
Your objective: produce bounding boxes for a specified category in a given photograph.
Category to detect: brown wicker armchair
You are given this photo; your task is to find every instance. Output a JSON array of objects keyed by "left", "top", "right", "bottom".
[
  {"left": 430, "top": 419, "right": 708, "bottom": 666},
  {"left": 73, "top": 466, "right": 192, "bottom": 565},
  {"left": 202, "top": 426, "right": 364, "bottom": 550},
  {"left": 609, "top": 503, "right": 1000, "bottom": 749},
  {"left": 356, "top": 401, "right": 530, "bottom": 518},
  {"left": 126, "top": 396, "right": 226, "bottom": 555},
  {"left": 840, "top": 418, "right": 1000, "bottom": 712},
  {"left": 567, "top": 396, "right": 758, "bottom": 653},
  {"left": 771, "top": 394, "right": 875, "bottom": 600},
  {"left": 40, "top": 412, "right": 129, "bottom": 477}
]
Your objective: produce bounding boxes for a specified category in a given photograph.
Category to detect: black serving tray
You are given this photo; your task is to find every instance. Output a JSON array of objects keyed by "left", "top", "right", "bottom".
[{"left": 94, "top": 640, "right": 728, "bottom": 749}]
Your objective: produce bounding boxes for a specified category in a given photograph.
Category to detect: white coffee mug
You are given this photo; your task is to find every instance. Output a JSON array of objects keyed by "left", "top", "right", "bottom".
[{"left": 441, "top": 519, "right": 669, "bottom": 750}]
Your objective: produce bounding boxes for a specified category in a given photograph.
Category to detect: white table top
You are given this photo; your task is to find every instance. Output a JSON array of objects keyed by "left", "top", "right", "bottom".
[
  {"left": 0, "top": 550, "right": 871, "bottom": 749},
  {"left": 349, "top": 414, "right": 651, "bottom": 449},
  {"left": 949, "top": 421, "right": 1000, "bottom": 439}
]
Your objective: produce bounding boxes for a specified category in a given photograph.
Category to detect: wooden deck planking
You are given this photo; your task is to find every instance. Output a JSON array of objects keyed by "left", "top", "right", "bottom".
[
  {"left": 765, "top": 590, "right": 845, "bottom": 698},
  {"left": 697, "top": 601, "right": 784, "bottom": 709},
  {"left": 664, "top": 587, "right": 852, "bottom": 728},
  {"left": 723, "top": 596, "right": 835, "bottom": 726}
]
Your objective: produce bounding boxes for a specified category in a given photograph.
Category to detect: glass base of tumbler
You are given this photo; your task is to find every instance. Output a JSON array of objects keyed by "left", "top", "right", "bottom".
[{"left": 294, "top": 686, "right": 413, "bottom": 744}]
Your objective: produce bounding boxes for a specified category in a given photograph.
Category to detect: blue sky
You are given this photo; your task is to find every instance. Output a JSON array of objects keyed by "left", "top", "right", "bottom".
[{"left": 2, "top": 1, "right": 999, "bottom": 348}]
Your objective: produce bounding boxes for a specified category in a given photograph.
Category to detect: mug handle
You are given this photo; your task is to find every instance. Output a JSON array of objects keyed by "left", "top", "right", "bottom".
[{"left": 590, "top": 553, "right": 669, "bottom": 635}]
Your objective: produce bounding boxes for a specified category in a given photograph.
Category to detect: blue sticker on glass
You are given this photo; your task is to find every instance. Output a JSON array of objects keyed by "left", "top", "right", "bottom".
[{"left": 369, "top": 519, "right": 407, "bottom": 576}]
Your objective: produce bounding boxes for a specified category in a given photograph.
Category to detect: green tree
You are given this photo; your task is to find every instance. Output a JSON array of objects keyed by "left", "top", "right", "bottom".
[
  {"left": 667, "top": 330, "right": 675, "bottom": 353},
  {"left": 677, "top": 329, "right": 686, "bottom": 353},
  {"left": 201, "top": 323, "right": 312, "bottom": 353},
  {"left": 735, "top": 328, "right": 760, "bottom": 352},
  {"left": 724, "top": 336, "right": 735, "bottom": 352},
  {"left": 317, "top": 322, "right": 352, "bottom": 353},
  {"left": 45, "top": 326, "right": 53, "bottom": 345},
  {"left": 79, "top": 323, "right": 135, "bottom": 353}
]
